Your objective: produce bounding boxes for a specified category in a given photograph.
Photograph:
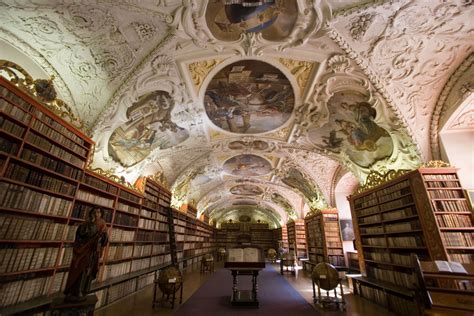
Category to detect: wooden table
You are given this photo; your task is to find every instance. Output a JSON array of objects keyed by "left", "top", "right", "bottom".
[{"left": 224, "top": 262, "right": 266, "bottom": 307}]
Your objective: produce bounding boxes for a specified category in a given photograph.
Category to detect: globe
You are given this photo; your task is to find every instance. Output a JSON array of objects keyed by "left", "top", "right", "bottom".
[
  {"left": 158, "top": 266, "right": 182, "bottom": 295},
  {"left": 267, "top": 248, "right": 276, "bottom": 258},
  {"left": 311, "top": 262, "right": 340, "bottom": 291}
]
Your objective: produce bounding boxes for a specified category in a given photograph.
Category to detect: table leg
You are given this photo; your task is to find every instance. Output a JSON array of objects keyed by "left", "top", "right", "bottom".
[{"left": 232, "top": 270, "right": 238, "bottom": 300}]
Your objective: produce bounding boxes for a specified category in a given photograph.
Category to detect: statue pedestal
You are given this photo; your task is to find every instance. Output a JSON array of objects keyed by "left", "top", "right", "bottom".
[{"left": 50, "top": 294, "right": 97, "bottom": 316}]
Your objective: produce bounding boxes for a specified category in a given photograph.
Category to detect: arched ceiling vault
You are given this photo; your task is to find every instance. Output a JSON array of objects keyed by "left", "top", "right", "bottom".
[{"left": 1, "top": 1, "right": 472, "bottom": 227}]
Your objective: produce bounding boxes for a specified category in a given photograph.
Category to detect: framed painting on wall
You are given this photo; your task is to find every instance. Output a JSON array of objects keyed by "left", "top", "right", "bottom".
[{"left": 340, "top": 219, "right": 355, "bottom": 241}]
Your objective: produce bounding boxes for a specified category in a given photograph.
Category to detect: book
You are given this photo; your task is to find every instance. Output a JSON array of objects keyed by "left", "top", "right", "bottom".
[{"left": 434, "top": 260, "right": 468, "bottom": 274}]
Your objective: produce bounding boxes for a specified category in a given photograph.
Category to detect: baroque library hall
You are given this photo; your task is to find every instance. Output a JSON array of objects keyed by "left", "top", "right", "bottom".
[{"left": 0, "top": 1, "right": 473, "bottom": 316}]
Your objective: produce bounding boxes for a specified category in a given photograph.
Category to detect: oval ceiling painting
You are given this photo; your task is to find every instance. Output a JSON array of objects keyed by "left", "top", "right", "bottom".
[
  {"left": 205, "top": 0, "right": 298, "bottom": 42},
  {"left": 204, "top": 60, "right": 294, "bottom": 134},
  {"left": 223, "top": 154, "right": 272, "bottom": 177},
  {"left": 108, "top": 91, "right": 189, "bottom": 167},
  {"left": 230, "top": 184, "right": 264, "bottom": 196}
]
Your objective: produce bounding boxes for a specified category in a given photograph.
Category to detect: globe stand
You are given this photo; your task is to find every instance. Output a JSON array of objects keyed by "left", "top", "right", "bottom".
[
  {"left": 311, "top": 262, "right": 345, "bottom": 311},
  {"left": 152, "top": 266, "right": 183, "bottom": 310}
]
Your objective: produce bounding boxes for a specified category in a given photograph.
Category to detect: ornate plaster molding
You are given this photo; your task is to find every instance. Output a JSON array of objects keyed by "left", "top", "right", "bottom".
[{"left": 430, "top": 53, "right": 474, "bottom": 159}]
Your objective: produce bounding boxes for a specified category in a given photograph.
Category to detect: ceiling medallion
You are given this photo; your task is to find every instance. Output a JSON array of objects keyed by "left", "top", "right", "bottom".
[
  {"left": 278, "top": 58, "right": 315, "bottom": 91},
  {"left": 188, "top": 59, "right": 222, "bottom": 92},
  {"left": 204, "top": 60, "right": 295, "bottom": 134}
]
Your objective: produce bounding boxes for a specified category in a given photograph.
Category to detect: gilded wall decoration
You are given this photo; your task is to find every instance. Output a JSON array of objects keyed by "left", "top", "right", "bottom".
[
  {"left": 108, "top": 91, "right": 189, "bottom": 167},
  {"left": 278, "top": 58, "right": 316, "bottom": 91},
  {"left": 188, "top": 59, "right": 222, "bottom": 92},
  {"left": 204, "top": 60, "right": 294, "bottom": 134}
]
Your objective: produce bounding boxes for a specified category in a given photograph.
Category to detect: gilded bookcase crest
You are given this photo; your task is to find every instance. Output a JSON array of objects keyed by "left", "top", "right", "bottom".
[{"left": 0, "top": 60, "right": 84, "bottom": 130}]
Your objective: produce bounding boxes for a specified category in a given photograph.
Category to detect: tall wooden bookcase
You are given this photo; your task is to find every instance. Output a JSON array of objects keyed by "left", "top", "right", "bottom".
[
  {"left": 304, "top": 209, "right": 344, "bottom": 267},
  {"left": 287, "top": 219, "right": 307, "bottom": 260},
  {"left": 349, "top": 167, "right": 473, "bottom": 315},
  {"left": 0, "top": 73, "right": 215, "bottom": 314}
]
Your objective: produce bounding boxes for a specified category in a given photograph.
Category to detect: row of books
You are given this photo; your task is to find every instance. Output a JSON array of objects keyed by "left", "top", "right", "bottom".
[
  {"left": 0, "top": 136, "right": 19, "bottom": 155},
  {"left": 428, "top": 189, "right": 464, "bottom": 199},
  {"left": 378, "top": 186, "right": 411, "bottom": 203},
  {"left": 423, "top": 174, "right": 457, "bottom": 181},
  {"left": 72, "top": 203, "right": 113, "bottom": 222},
  {"left": 448, "top": 252, "right": 473, "bottom": 264},
  {"left": 432, "top": 199, "right": 471, "bottom": 213},
  {"left": 131, "top": 257, "right": 150, "bottom": 272},
  {"left": 1, "top": 182, "right": 73, "bottom": 217},
  {"left": 0, "top": 246, "right": 63, "bottom": 273},
  {"left": 387, "top": 235, "right": 425, "bottom": 248},
  {"left": 1, "top": 97, "right": 32, "bottom": 125},
  {"left": 0, "top": 215, "right": 77, "bottom": 241},
  {"left": 384, "top": 220, "right": 420, "bottom": 233},
  {"left": 114, "top": 212, "right": 139, "bottom": 227},
  {"left": 358, "top": 283, "right": 418, "bottom": 316},
  {"left": 76, "top": 189, "right": 114, "bottom": 208},
  {"left": 366, "top": 265, "right": 416, "bottom": 288},
  {"left": 425, "top": 180, "right": 460, "bottom": 188},
  {"left": 150, "top": 253, "right": 172, "bottom": 267},
  {"left": 436, "top": 214, "right": 472, "bottom": 228},
  {"left": 380, "top": 195, "right": 413, "bottom": 212},
  {"left": 26, "top": 132, "right": 85, "bottom": 169},
  {"left": 102, "top": 261, "right": 132, "bottom": 280},
  {"left": 31, "top": 119, "right": 87, "bottom": 157},
  {"left": 21, "top": 147, "right": 84, "bottom": 181},
  {"left": 382, "top": 207, "right": 416, "bottom": 221},
  {"left": 110, "top": 228, "right": 135, "bottom": 242},
  {"left": 328, "top": 255, "right": 345, "bottom": 266},
  {"left": 83, "top": 174, "right": 119, "bottom": 195},
  {"left": 107, "top": 245, "right": 134, "bottom": 261},
  {"left": 5, "top": 162, "right": 77, "bottom": 196},
  {"left": 116, "top": 201, "right": 140, "bottom": 215},
  {"left": 441, "top": 232, "right": 473, "bottom": 247},
  {"left": 0, "top": 271, "right": 68, "bottom": 307},
  {"left": 1, "top": 115, "right": 26, "bottom": 138},
  {"left": 119, "top": 190, "right": 141, "bottom": 204},
  {"left": 107, "top": 278, "right": 137, "bottom": 304}
]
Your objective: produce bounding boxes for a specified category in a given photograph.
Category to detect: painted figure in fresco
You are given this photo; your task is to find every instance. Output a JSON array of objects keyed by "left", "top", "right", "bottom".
[
  {"left": 64, "top": 207, "right": 108, "bottom": 302},
  {"left": 336, "top": 102, "right": 389, "bottom": 152}
]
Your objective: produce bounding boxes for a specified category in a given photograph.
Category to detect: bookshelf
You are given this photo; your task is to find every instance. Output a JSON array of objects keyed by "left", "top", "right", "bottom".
[
  {"left": 349, "top": 167, "right": 474, "bottom": 315},
  {"left": 169, "top": 208, "right": 215, "bottom": 270},
  {"left": 287, "top": 219, "right": 307, "bottom": 261},
  {"left": 0, "top": 75, "right": 178, "bottom": 314},
  {"left": 304, "top": 209, "right": 345, "bottom": 267},
  {"left": 216, "top": 222, "right": 278, "bottom": 253}
]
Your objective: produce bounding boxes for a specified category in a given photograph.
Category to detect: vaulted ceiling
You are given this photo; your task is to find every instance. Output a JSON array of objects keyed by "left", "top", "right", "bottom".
[{"left": 1, "top": 0, "right": 472, "bottom": 227}]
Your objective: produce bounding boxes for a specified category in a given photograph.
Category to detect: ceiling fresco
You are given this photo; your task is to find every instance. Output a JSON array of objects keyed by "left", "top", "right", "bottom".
[
  {"left": 230, "top": 184, "right": 264, "bottom": 196},
  {"left": 2, "top": 0, "right": 472, "bottom": 226},
  {"left": 223, "top": 154, "right": 273, "bottom": 177},
  {"left": 308, "top": 92, "right": 393, "bottom": 168},
  {"left": 205, "top": 0, "right": 298, "bottom": 42},
  {"left": 108, "top": 90, "right": 190, "bottom": 167},
  {"left": 204, "top": 60, "right": 294, "bottom": 134}
]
